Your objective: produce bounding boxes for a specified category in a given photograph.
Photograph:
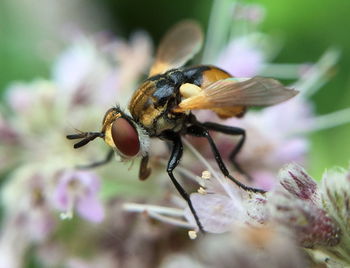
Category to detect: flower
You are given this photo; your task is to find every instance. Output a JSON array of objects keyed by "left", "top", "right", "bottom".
[
  {"left": 181, "top": 161, "right": 348, "bottom": 265},
  {"left": 263, "top": 163, "right": 350, "bottom": 265},
  {"left": 183, "top": 170, "right": 267, "bottom": 233},
  {"left": 2, "top": 1, "right": 350, "bottom": 267},
  {"left": 320, "top": 168, "right": 350, "bottom": 264},
  {"left": 0, "top": 170, "right": 56, "bottom": 268},
  {"left": 161, "top": 225, "right": 308, "bottom": 268},
  {"left": 278, "top": 163, "right": 319, "bottom": 202},
  {"left": 53, "top": 170, "right": 104, "bottom": 222},
  {"left": 216, "top": 35, "right": 266, "bottom": 77},
  {"left": 0, "top": 33, "right": 153, "bottom": 267},
  {"left": 269, "top": 164, "right": 341, "bottom": 248}
]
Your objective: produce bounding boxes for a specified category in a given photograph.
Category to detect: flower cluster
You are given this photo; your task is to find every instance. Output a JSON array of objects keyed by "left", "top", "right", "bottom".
[
  {"left": 0, "top": 33, "right": 154, "bottom": 267},
  {"left": 1, "top": 1, "right": 350, "bottom": 268},
  {"left": 182, "top": 160, "right": 349, "bottom": 266}
]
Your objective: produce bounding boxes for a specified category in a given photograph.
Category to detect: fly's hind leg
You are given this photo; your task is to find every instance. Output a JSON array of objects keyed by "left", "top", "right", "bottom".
[
  {"left": 186, "top": 124, "right": 265, "bottom": 194},
  {"left": 202, "top": 122, "right": 253, "bottom": 181}
]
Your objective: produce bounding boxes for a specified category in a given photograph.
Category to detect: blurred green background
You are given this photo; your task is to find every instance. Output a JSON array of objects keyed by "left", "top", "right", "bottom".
[{"left": 1, "top": 0, "right": 349, "bottom": 179}]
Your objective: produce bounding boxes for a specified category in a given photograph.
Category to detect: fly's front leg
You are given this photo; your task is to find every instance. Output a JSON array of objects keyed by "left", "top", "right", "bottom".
[
  {"left": 77, "top": 149, "right": 114, "bottom": 169},
  {"left": 202, "top": 122, "right": 252, "bottom": 181},
  {"left": 164, "top": 132, "right": 204, "bottom": 233},
  {"left": 139, "top": 154, "right": 152, "bottom": 181},
  {"left": 186, "top": 124, "right": 266, "bottom": 194}
]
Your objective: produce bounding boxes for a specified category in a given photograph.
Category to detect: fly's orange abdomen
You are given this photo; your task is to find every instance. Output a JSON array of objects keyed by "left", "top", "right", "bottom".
[
  {"left": 128, "top": 73, "right": 186, "bottom": 136},
  {"left": 200, "top": 66, "right": 232, "bottom": 87},
  {"left": 183, "top": 65, "right": 246, "bottom": 118}
]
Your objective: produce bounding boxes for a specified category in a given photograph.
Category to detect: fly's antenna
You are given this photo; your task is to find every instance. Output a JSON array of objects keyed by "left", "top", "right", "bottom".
[{"left": 66, "top": 132, "right": 105, "bottom": 149}]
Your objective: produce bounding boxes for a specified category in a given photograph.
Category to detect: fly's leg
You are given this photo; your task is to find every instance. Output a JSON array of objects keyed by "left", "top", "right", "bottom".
[
  {"left": 77, "top": 149, "right": 114, "bottom": 169},
  {"left": 164, "top": 132, "right": 205, "bottom": 233},
  {"left": 186, "top": 124, "right": 266, "bottom": 194},
  {"left": 139, "top": 154, "right": 152, "bottom": 181},
  {"left": 202, "top": 122, "right": 253, "bottom": 181}
]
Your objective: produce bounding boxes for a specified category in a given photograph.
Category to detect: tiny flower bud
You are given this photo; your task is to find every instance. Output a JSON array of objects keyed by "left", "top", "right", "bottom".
[{"left": 279, "top": 164, "right": 319, "bottom": 203}]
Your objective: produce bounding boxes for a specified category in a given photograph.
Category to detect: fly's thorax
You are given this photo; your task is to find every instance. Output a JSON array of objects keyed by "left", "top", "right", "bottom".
[
  {"left": 182, "top": 65, "right": 232, "bottom": 87},
  {"left": 152, "top": 112, "right": 187, "bottom": 136},
  {"left": 128, "top": 73, "right": 186, "bottom": 136},
  {"left": 101, "top": 107, "right": 149, "bottom": 160}
]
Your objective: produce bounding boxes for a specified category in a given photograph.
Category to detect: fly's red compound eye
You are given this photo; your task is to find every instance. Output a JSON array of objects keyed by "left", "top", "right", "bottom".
[{"left": 111, "top": 118, "right": 140, "bottom": 157}]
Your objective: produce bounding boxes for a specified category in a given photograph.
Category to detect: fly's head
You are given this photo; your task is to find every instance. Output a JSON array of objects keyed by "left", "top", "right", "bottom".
[{"left": 67, "top": 107, "right": 150, "bottom": 161}]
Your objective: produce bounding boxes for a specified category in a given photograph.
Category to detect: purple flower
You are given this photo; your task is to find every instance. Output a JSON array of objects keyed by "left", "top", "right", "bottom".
[
  {"left": 187, "top": 191, "right": 245, "bottom": 233},
  {"left": 53, "top": 170, "right": 104, "bottom": 223},
  {"left": 183, "top": 161, "right": 344, "bottom": 259},
  {"left": 216, "top": 36, "right": 265, "bottom": 77},
  {"left": 6, "top": 83, "right": 35, "bottom": 114},
  {"left": 0, "top": 173, "right": 56, "bottom": 268},
  {"left": 161, "top": 225, "right": 307, "bottom": 268},
  {"left": 278, "top": 163, "right": 319, "bottom": 203},
  {"left": 270, "top": 190, "right": 340, "bottom": 248},
  {"left": 52, "top": 33, "right": 152, "bottom": 108},
  {"left": 5, "top": 81, "right": 56, "bottom": 116},
  {"left": 184, "top": 171, "right": 267, "bottom": 233},
  {"left": 232, "top": 3, "right": 266, "bottom": 24}
]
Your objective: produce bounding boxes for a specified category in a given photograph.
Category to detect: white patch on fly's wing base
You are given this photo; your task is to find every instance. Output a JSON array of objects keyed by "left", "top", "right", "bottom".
[{"left": 179, "top": 83, "right": 202, "bottom": 98}]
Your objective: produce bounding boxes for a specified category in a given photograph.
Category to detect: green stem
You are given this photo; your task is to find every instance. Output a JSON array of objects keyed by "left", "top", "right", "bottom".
[{"left": 202, "top": 0, "right": 236, "bottom": 63}]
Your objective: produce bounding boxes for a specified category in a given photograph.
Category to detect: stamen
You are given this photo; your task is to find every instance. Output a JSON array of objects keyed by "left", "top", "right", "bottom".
[
  {"left": 123, "top": 203, "right": 185, "bottom": 217},
  {"left": 60, "top": 196, "right": 75, "bottom": 220},
  {"left": 183, "top": 138, "right": 244, "bottom": 203},
  {"left": 202, "top": 170, "right": 211, "bottom": 179},
  {"left": 198, "top": 187, "right": 207, "bottom": 195},
  {"left": 159, "top": 158, "right": 202, "bottom": 184},
  {"left": 183, "top": 139, "right": 221, "bottom": 181},
  {"left": 188, "top": 230, "right": 198, "bottom": 240},
  {"left": 147, "top": 211, "right": 194, "bottom": 229},
  {"left": 123, "top": 203, "right": 194, "bottom": 229}
]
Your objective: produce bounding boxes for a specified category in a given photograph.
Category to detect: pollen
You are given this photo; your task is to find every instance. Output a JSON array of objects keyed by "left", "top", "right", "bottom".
[
  {"left": 198, "top": 187, "right": 207, "bottom": 195},
  {"left": 201, "top": 170, "right": 211, "bottom": 179},
  {"left": 60, "top": 211, "right": 73, "bottom": 220},
  {"left": 188, "top": 230, "right": 197, "bottom": 240}
]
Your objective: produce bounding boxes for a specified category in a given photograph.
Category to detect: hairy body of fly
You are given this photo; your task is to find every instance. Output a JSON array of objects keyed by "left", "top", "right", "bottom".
[{"left": 128, "top": 65, "right": 245, "bottom": 136}]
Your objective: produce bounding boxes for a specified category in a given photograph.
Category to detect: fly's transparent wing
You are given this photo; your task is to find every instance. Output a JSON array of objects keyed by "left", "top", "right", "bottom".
[
  {"left": 149, "top": 20, "right": 203, "bottom": 76},
  {"left": 174, "top": 77, "right": 298, "bottom": 112}
]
